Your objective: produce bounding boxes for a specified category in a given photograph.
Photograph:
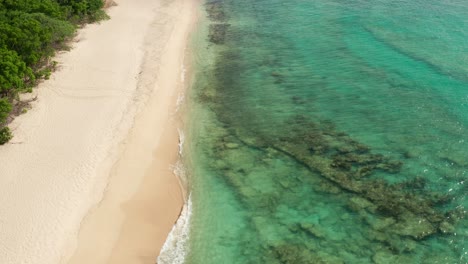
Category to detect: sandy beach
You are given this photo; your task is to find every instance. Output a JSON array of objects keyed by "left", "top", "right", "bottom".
[{"left": 0, "top": 0, "right": 195, "bottom": 263}]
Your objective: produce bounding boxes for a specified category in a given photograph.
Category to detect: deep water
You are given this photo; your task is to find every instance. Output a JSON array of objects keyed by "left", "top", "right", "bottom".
[{"left": 185, "top": 0, "right": 467, "bottom": 263}]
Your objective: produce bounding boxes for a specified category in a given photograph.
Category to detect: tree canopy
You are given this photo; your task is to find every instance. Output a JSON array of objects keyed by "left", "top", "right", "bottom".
[{"left": 0, "top": 0, "right": 106, "bottom": 144}]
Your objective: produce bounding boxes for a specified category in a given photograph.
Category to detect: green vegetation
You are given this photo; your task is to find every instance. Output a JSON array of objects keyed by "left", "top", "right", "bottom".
[
  {"left": 0, "top": 0, "right": 106, "bottom": 144},
  {"left": 0, "top": 127, "right": 12, "bottom": 144}
]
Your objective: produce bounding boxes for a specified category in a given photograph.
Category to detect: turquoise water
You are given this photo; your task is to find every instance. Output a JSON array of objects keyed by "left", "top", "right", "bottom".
[{"left": 185, "top": 0, "right": 467, "bottom": 263}]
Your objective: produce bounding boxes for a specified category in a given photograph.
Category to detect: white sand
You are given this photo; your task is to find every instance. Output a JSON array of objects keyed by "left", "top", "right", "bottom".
[{"left": 0, "top": 0, "right": 195, "bottom": 263}]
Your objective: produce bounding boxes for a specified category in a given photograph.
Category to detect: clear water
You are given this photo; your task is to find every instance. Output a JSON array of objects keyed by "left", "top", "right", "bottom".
[{"left": 184, "top": 0, "right": 467, "bottom": 263}]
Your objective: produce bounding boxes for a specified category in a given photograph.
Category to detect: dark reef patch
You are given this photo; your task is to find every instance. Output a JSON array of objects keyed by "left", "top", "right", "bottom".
[
  {"left": 205, "top": 0, "right": 228, "bottom": 22},
  {"left": 208, "top": 23, "right": 230, "bottom": 45}
]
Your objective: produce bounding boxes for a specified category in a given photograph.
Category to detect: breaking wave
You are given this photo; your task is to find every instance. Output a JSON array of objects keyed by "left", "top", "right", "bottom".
[{"left": 157, "top": 194, "right": 192, "bottom": 264}]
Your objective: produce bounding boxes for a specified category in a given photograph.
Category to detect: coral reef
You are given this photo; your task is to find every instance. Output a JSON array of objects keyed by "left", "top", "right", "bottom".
[
  {"left": 205, "top": 0, "right": 228, "bottom": 22},
  {"left": 241, "top": 116, "right": 459, "bottom": 240},
  {"left": 205, "top": 0, "right": 230, "bottom": 45},
  {"left": 208, "top": 24, "right": 230, "bottom": 45},
  {"left": 206, "top": 114, "right": 462, "bottom": 260}
]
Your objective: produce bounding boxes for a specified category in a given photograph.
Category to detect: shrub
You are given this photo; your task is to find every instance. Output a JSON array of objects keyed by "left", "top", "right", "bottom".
[
  {"left": 0, "top": 127, "right": 12, "bottom": 144},
  {"left": 0, "top": 98, "right": 12, "bottom": 124}
]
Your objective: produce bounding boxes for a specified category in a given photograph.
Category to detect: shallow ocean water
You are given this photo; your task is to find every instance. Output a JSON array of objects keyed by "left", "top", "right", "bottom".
[{"left": 184, "top": 0, "right": 467, "bottom": 263}]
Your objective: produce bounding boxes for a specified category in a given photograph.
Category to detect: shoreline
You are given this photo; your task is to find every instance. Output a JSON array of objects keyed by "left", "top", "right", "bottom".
[
  {"left": 0, "top": 0, "right": 197, "bottom": 263},
  {"left": 66, "top": 0, "right": 198, "bottom": 262}
]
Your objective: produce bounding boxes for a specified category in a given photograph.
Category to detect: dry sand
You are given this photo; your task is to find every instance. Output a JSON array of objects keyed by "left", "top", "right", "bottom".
[{"left": 0, "top": 0, "right": 195, "bottom": 263}]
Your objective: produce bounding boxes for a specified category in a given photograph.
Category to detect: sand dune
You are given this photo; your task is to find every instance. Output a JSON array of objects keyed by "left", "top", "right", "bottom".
[{"left": 0, "top": 0, "right": 194, "bottom": 263}]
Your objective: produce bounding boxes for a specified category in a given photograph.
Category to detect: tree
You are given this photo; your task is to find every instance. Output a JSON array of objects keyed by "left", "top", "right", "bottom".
[
  {"left": 0, "top": 47, "right": 34, "bottom": 95},
  {"left": 0, "top": 97, "right": 11, "bottom": 124},
  {"left": 56, "top": 0, "right": 104, "bottom": 21},
  {"left": 0, "top": 0, "right": 63, "bottom": 19}
]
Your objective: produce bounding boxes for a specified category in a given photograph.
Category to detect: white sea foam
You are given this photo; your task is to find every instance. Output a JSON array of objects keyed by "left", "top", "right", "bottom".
[
  {"left": 176, "top": 50, "right": 187, "bottom": 113},
  {"left": 172, "top": 159, "right": 187, "bottom": 189},
  {"left": 176, "top": 92, "right": 185, "bottom": 112},
  {"left": 157, "top": 193, "right": 192, "bottom": 264},
  {"left": 180, "top": 65, "right": 187, "bottom": 83},
  {"left": 178, "top": 128, "right": 185, "bottom": 156},
  {"left": 180, "top": 49, "right": 187, "bottom": 83}
]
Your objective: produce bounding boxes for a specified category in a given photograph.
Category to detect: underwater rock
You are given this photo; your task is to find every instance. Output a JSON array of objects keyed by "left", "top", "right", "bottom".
[
  {"left": 197, "top": 88, "right": 216, "bottom": 103},
  {"left": 354, "top": 143, "right": 371, "bottom": 153},
  {"left": 391, "top": 215, "right": 436, "bottom": 240},
  {"left": 340, "top": 213, "right": 351, "bottom": 221},
  {"left": 368, "top": 230, "right": 415, "bottom": 254},
  {"left": 208, "top": 114, "right": 460, "bottom": 257},
  {"left": 267, "top": 244, "right": 341, "bottom": 264},
  {"left": 370, "top": 217, "right": 396, "bottom": 231},
  {"left": 372, "top": 252, "right": 390, "bottom": 264},
  {"left": 397, "top": 176, "right": 427, "bottom": 190},
  {"left": 315, "top": 253, "right": 345, "bottom": 264},
  {"left": 372, "top": 251, "right": 412, "bottom": 264},
  {"left": 355, "top": 165, "right": 374, "bottom": 178},
  {"left": 205, "top": 0, "right": 227, "bottom": 22},
  {"left": 269, "top": 137, "right": 450, "bottom": 239},
  {"left": 331, "top": 156, "right": 352, "bottom": 170},
  {"left": 239, "top": 187, "right": 258, "bottom": 202},
  {"left": 291, "top": 96, "right": 306, "bottom": 105},
  {"left": 298, "top": 222, "right": 326, "bottom": 239},
  {"left": 437, "top": 152, "right": 468, "bottom": 167},
  {"left": 348, "top": 197, "right": 376, "bottom": 212},
  {"left": 278, "top": 179, "right": 290, "bottom": 189},
  {"left": 402, "top": 150, "right": 413, "bottom": 159},
  {"left": 270, "top": 72, "right": 284, "bottom": 84},
  {"left": 403, "top": 240, "right": 417, "bottom": 253},
  {"left": 213, "top": 159, "right": 228, "bottom": 170},
  {"left": 337, "top": 145, "right": 353, "bottom": 154},
  {"left": 229, "top": 116, "right": 458, "bottom": 241},
  {"left": 225, "top": 142, "right": 240, "bottom": 149},
  {"left": 271, "top": 72, "right": 282, "bottom": 77},
  {"left": 438, "top": 221, "right": 455, "bottom": 234},
  {"left": 376, "top": 160, "right": 403, "bottom": 173},
  {"left": 208, "top": 23, "right": 230, "bottom": 45},
  {"left": 368, "top": 231, "right": 387, "bottom": 244},
  {"left": 319, "top": 181, "right": 341, "bottom": 194}
]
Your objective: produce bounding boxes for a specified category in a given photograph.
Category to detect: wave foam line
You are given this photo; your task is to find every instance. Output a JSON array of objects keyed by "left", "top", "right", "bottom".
[
  {"left": 176, "top": 49, "right": 187, "bottom": 113},
  {"left": 177, "top": 128, "right": 185, "bottom": 156},
  {"left": 157, "top": 193, "right": 192, "bottom": 264},
  {"left": 176, "top": 92, "right": 185, "bottom": 113}
]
